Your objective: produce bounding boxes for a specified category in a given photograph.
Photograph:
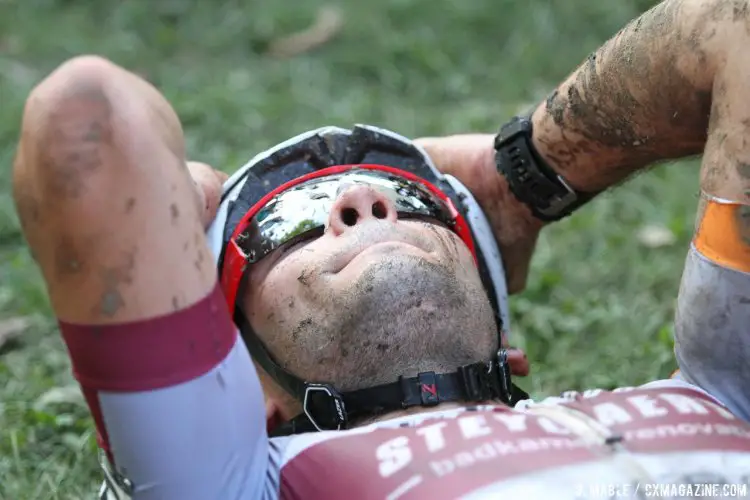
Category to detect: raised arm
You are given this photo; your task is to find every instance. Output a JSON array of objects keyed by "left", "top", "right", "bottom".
[
  {"left": 422, "top": 0, "right": 750, "bottom": 417},
  {"left": 12, "top": 56, "right": 272, "bottom": 499},
  {"left": 533, "top": 0, "right": 750, "bottom": 418},
  {"left": 531, "top": 0, "right": 747, "bottom": 200}
]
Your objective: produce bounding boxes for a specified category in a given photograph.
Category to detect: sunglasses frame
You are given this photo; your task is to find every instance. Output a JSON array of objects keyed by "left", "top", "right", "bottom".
[{"left": 220, "top": 163, "right": 478, "bottom": 316}]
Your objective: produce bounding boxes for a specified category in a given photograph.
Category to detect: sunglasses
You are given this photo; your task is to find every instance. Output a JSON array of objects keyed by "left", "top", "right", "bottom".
[{"left": 220, "top": 164, "right": 478, "bottom": 315}]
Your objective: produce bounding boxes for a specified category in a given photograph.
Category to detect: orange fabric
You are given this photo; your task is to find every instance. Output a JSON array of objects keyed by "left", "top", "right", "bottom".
[{"left": 693, "top": 199, "right": 750, "bottom": 273}]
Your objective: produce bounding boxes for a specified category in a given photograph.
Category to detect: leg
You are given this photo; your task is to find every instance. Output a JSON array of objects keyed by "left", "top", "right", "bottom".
[{"left": 13, "top": 56, "right": 269, "bottom": 498}]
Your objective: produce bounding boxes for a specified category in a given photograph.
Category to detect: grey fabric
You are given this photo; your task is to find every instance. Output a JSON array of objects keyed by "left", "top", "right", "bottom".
[{"left": 674, "top": 246, "right": 750, "bottom": 421}]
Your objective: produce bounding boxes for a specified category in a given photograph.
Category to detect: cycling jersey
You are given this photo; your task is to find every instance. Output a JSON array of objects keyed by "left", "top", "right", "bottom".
[
  {"left": 82, "top": 189, "right": 749, "bottom": 499},
  {"left": 93, "top": 326, "right": 750, "bottom": 500}
]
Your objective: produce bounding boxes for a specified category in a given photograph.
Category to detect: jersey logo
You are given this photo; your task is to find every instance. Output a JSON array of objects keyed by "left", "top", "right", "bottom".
[{"left": 421, "top": 384, "right": 437, "bottom": 396}]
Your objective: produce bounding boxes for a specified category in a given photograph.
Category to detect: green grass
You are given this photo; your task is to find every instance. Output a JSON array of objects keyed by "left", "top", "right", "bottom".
[{"left": 0, "top": 0, "right": 699, "bottom": 497}]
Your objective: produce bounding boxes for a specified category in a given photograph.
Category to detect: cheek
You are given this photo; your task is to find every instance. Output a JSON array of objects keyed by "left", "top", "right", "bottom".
[
  {"left": 246, "top": 257, "right": 309, "bottom": 330},
  {"left": 444, "top": 231, "right": 481, "bottom": 279}
]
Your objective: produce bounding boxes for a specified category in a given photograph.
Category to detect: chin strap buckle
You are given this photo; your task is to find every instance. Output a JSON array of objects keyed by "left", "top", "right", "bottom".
[
  {"left": 303, "top": 383, "right": 348, "bottom": 431},
  {"left": 458, "top": 348, "right": 513, "bottom": 404}
]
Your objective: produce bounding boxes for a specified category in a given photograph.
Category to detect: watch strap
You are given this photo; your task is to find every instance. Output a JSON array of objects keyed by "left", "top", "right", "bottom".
[{"left": 494, "top": 116, "right": 597, "bottom": 222}]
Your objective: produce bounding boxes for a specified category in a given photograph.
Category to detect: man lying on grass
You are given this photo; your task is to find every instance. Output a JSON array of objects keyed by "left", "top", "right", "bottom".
[{"left": 12, "top": 0, "right": 750, "bottom": 498}]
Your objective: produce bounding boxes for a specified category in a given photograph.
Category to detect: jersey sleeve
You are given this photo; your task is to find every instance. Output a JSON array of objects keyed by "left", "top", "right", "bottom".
[
  {"left": 100, "top": 337, "right": 279, "bottom": 499},
  {"left": 59, "top": 285, "right": 281, "bottom": 500}
]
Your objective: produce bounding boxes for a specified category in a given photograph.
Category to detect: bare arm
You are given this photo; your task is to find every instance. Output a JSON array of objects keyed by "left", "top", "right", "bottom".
[
  {"left": 420, "top": 0, "right": 750, "bottom": 292},
  {"left": 532, "top": 0, "right": 749, "bottom": 204},
  {"left": 525, "top": 0, "right": 750, "bottom": 416},
  {"left": 421, "top": 0, "right": 750, "bottom": 417}
]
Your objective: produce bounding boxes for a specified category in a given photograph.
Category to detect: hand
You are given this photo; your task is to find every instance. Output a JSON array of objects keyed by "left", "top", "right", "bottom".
[
  {"left": 415, "top": 134, "right": 544, "bottom": 294},
  {"left": 187, "top": 161, "right": 228, "bottom": 229}
]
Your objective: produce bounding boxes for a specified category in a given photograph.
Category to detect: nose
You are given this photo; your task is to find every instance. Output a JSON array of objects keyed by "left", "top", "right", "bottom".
[{"left": 328, "top": 185, "right": 398, "bottom": 236}]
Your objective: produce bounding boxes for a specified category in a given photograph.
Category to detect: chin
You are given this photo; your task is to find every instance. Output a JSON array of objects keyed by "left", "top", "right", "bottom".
[{"left": 343, "top": 253, "right": 463, "bottom": 306}]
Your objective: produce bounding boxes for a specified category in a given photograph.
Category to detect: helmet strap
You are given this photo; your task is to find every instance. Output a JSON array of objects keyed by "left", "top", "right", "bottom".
[{"left": 235, "top": 310, "right": 529, "bottom": 436}]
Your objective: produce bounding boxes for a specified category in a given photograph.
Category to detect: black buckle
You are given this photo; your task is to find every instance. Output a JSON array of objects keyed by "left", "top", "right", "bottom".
[
  {"left": 458, "top": 349, "right": 513, "bottom": 404},
  {"left": 495, "top": 348, "right": 512, "bottom": 402},
  {"left": 303, "top": 383, "right": 348, "bottom": 431}
]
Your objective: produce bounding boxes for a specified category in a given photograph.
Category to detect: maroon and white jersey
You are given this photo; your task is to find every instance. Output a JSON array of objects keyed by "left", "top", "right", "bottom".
[
  {"left": 273, "top": 380, "right": 750, "bottom": 499},
  {"left": 94, "top": 329, "right": 750, "bottom": 500},
  {"left": 87, "top": 190, "right": 750, "bottom": 499}
]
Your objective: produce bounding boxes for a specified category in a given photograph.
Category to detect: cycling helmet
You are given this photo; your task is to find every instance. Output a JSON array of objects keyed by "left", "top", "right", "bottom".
[{"left": 207, "top": 125, "right": 526, "bottom": 434}]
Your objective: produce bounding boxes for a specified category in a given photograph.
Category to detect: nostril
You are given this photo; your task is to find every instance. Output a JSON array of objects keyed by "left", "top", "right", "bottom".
[
  {"left": 341, "top": 207, "right": 358, "bottom": 226},
  {"left": 372, "top": 201, "right": 387, "bottom": 219}
]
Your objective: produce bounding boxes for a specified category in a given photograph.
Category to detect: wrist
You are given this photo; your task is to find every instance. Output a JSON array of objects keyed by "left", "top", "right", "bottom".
[
  {"left": 528, "top": 104, "right": 604, "bottom": 193},
  {"left": 477, "top": 136, "right": 545, "bottom": 227},
  {"left": 475, "top": 139, "right": 544, "bottom": 293},
  {"left": 494, "top": 112, "right": 600, "bottom": 222},
  {"left": 414, "top": 133, "right": 543, "bottom": 293}
]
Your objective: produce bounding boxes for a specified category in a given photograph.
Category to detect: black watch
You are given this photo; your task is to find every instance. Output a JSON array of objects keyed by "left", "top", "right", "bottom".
[{"left": 493, "top": 115, "right": 595, "bottom": 222}]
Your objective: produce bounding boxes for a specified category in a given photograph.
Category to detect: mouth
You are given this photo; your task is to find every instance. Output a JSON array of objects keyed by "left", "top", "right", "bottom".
[{"left": 326, "top": 236, "right": 429, "bottom": 274}]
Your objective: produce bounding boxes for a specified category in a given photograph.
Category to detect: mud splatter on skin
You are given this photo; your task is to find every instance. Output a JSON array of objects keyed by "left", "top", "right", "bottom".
[
  {"left": 125, "top": 197, "right": 136, "bottom": 213},
  {"left": 54, "top": 234, "right": 84, "bottom": 277},
  {"left": 96, "top": 248, "right": 136, "bottom": 318},
  {"left": 297, "top": 269, "right": 312, "bottom": 286},
  {"left": 170, "top": 203, "right": 180, "bottom": 224},
  {"left": 38, "top": 84, "right": 113, "bottom": 199},
  {"left": 172, "top": 296, "right": 180, "bottom": 310},
  {"left": 732, "top": 0, "right": 750, "bottom": 21},
  {"left": 537, "top": 0, "right": 722, "bottom": 187},
  {"left": 737, "top": 162, "right": 750, "bottom": 181},
  {"left": 193, "top": 249, "right": 205, "bottom": 272},
  {"left": 291, "top": 318, "right": 312, "bottom": 341},
  {"left": 545, "top": 89, "right": 564, "bottom": 126},
  {"left": 737, "top": 205, "right": 750, "bottom": 246},
  {"left": 701, "top": 77, "right": 731, "bottom": 193}
]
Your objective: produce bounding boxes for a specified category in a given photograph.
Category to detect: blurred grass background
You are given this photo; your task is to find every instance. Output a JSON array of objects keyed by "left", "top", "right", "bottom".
[{"left": 0, "top": 0, "right": 701, "bottom": 497}]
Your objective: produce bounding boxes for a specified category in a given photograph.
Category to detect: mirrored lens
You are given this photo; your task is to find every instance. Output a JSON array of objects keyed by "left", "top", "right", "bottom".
[{"left": 236, "top": 169, "right": 455, "bottom": 263}]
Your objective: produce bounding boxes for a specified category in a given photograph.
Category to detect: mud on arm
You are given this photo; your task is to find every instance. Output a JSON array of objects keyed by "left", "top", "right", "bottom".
[{"left": 530, "top": 0, "right": 750, "bottom": 417}]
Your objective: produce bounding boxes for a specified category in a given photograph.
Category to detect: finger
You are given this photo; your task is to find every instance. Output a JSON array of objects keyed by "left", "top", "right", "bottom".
[
  {"left": 506, "top": 347, "right": 530, "bottom": 377},
  {"left": 214, "top": 169, "right": 229, "bottom": 184},
  {"left": 187, "top": 161, "right": 223, "bottom": 229}
]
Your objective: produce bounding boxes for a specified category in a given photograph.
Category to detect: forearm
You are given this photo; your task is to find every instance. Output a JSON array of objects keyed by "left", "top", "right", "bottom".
[
  {"left": 530, "top": 0, "right": 749, "bottom": 202},
  {"left": 519, "top": 0, "right": 750, "bottom": 415}
]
